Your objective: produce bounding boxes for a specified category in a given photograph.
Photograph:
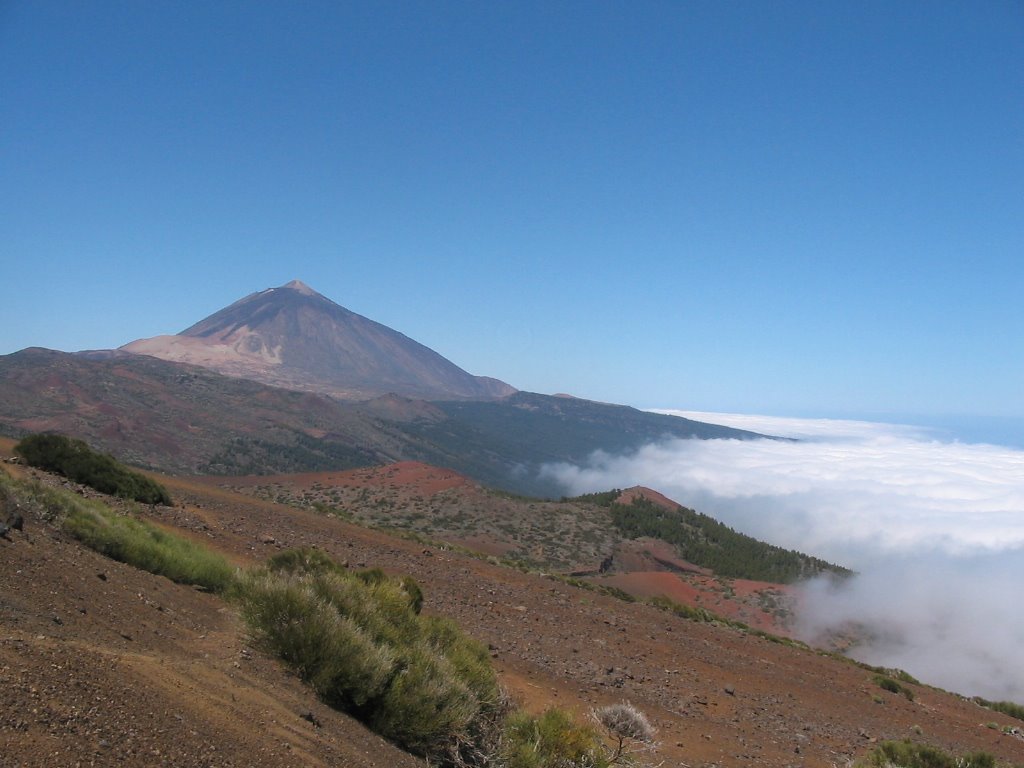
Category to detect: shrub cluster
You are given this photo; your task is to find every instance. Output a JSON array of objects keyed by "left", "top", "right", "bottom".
[
  {"left": 860, "top": 663, "right": 920, "bottom": 685},
  {"left": 63, "top": 500, "right": 235, "bottom": 592},
  {"left": 858, "top": 739, "right": 995, "bottom": 768},
  {"left": 874, "top": 675, "right": 915, "bottom": 701},
  {"left": 503, "top": 708, "right": 609, "bottom": 768},
  {"left": 1, "top": 472, "right": 232, "bottom": 592},
  {"left": 11, "top": 472, "right": 657, "bottom": 768},
  {"left": 15, "top": 433, "right": 172, "bottom": 505},
  {"left": 973, "top": 696, "right": 1024, "bottom": 723},
  {"left": 233, "top": 549, "right": 503, "bottom": 765}
]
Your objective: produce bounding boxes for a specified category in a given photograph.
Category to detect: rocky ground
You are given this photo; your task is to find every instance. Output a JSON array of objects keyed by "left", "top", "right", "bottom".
[
  {"left": 2, "top": 449, "right": 1023, "bottom": 767},
  {"left": 219, "top": 462, "right": 802, "bottom": 635}
]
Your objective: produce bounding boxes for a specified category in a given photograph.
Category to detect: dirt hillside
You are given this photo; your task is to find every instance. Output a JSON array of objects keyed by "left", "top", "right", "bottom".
[{"left": 2, "top": 451, "right": 1022, "bottom": 766}]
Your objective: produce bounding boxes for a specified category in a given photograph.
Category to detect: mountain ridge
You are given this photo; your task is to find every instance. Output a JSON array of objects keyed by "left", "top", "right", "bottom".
[{"left": 0, "top": 347, "right": 765, "bottom": 495}]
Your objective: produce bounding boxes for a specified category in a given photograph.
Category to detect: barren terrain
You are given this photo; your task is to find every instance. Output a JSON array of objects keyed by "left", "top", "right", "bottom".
[
  {"left": 220, "top": 462, "right": 801, "bottom": 634},
  {"left": 2, "top": 442, "right": 1022, "bottom": 767}
]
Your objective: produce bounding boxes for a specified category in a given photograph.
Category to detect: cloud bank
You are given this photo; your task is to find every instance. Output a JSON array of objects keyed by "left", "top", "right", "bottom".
[{"left": 541, "top": 413, "right": 1024, "bottom": 700}]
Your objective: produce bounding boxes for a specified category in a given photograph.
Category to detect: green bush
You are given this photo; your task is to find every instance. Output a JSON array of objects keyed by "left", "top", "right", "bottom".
[
  {"left": 62, "top": 499, "right": 235, "bottom": 592},
  {"left": 15, "top": 433, "right": 172, "bottom": 505},
  {"left": 370, "top": 642, "right": 484, "bottom": 756},
  {"left": 502, "top": 708, "right": 609, "bottom": 768},
  {"left": 399, "top": 575, "right": 424, "bottom": 614},
  {"left": 858, "top": 740, "right": 994, "bottom": 768},
  {"left": 648, "top": 594, "right": 721, "bottom": 624},
  {"left": 0, "top": 472, "right": 232, "bottom": 592},
  {"left": 233, "top": 552, "right": 502, "bottom": 765},
  {"left": 232, "top": 570, "right": 394, "bottom": 707},
  {"left": 973, "top": 696, "right": 1024, "bottom": 723},
  {"left": 266, "top": 546, "right": 341, "bottom": 576},
  {"left": 861, "top": 663, "right": 920, "bottom": 685},
  {"left": 874, "top": 675, "right": 915, "bottom": 701}
]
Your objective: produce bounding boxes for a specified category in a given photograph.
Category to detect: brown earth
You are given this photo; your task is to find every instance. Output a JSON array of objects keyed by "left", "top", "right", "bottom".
[
  {"left": 2, "top": 446, "right": 1023, "bottom": 766},
  {"left": 221, "top": 463, "right": 623, "bottom": 573},
  {"left": 220, "top": 465, "right": 797, "bottom": 634}
]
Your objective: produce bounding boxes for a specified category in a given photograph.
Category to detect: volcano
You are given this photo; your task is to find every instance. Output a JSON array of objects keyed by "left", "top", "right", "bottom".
[{"left": 121, "top": 280, "right": 516, "bottom": 400}]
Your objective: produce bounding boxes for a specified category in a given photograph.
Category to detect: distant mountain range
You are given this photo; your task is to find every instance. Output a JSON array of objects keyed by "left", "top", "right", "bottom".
[
  {"left": 0, "top": 280, "right": 767, "bottom": 495},
  {"left": 121, "top": 280, "right": 515, "bottom": 401}
]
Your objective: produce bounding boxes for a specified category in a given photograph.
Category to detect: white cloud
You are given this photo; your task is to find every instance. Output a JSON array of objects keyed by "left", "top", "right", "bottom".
[
  {"left": 655, "top": 410, "right": 933, "bottom": 442},
  {"left": 539, "top": 413, "right": 1024, "bottom": 700},
  {"left": 798, "top": 552, "right": 1024, "bottom": 702}
]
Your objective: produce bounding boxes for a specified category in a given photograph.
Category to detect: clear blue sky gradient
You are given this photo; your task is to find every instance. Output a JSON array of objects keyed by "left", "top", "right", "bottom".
[{"left": 2, "top": 2, "right": 1022, "bottom": 430}]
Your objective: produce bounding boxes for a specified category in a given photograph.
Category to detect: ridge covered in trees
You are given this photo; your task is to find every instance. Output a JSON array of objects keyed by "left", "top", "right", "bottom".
[{"left": 571, "top": 491, "right": 849, "bottom": 583}]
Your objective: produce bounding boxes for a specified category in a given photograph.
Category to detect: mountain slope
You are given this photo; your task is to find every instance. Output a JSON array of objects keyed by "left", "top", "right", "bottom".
[
  {"left": 0, "top": 348, "right": 386, "bottom": 475},
  {"left": 121, "top": 280, "right": 515, "bottom": 400},
  {"left": 0, "top": 349, "right": 765, "bottom": 494},
  {"left": 389, "top": 391, "right": 771, "bottom": 495},
  {"left": 5, "top": 452, "right": 1021, "bottom": 767}
]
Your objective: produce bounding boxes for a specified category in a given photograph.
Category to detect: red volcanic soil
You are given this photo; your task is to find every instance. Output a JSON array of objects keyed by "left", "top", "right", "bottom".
[
  {"left": 592, "top": 571, "right": 795, "bottom": 634},
  {"left": 610, "top": 538, "right": 712, "bottom": 576},
  {"left": 616, "top": 485, "right": 681, "bottom": 511},
  {"left": 4, "top": 451, "right": 1024, "bottom": 767}
]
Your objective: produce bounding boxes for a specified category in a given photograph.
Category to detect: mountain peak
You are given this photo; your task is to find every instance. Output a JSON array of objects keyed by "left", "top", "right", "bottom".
[
  {"left": 121, "top": 282, "right": 516, "bottom": 401},
  {"left": 280, "top": 279, "right": 319, "bottom": 296}
]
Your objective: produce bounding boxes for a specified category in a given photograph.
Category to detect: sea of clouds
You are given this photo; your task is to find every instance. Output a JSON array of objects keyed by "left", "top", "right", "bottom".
[{"left": 541, "top": 412, "right": 1024, "bottom": 701}]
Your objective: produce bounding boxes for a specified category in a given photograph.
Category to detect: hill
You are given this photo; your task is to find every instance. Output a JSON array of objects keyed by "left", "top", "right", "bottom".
[
  {"left": 0, "top": 348, "right": 763, "bottom": 496},
  {"left": 216, "top": 462, "right": 846, "bottom": 634},
  {"left": 3, "top": 444, "right": 1022, "bottom": 767},
  {"left": 121, "top": 279, "right": 516, "bottom": 401}
]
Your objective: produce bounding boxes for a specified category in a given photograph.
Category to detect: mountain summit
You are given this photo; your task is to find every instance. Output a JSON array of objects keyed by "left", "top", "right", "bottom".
[{"left": 121, "top": 280, "right": 516, "bottom": 400}]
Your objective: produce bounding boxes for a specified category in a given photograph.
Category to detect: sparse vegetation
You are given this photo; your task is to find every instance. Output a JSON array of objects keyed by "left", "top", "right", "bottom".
[
  {"left": 201, "top": 433, "right": 376, "bottom": 476},
  {"left": 648, "top": 594, "right": 723, "bottom": 623},
  {"left": 857, "top": 739, "right": 995, "bottom": 768},
  {"left": 15, "top": 432, "right": 172, "bottom": 505},
  {"left": 860, "top": 664, "right": 921, "bottom": 685},
  {"left": 1, "top": 472, "right": 233, "bottom": 591},
  {"left": 594, "top": 702, "right": 657, "bottom": 764},
  {"left": 645, "top": 594, "right": 810, "bottom": 649},
  {"left": 502, "top": 708, "right": 609, "bottom": 768},
  {"left": 237, "top": 548, "right": 659, "bottom": 766},
  {"left": 234, "top": 550, "right": 505, "bottom": 765},
  {"left": 874, "top": 675, "right": 915, "bottom": 701},
  {"left": 973, "top": 697, "right": 1024, "bottom": 723},
  {"left": 557, "top": 576, "right": 638, "bottom": 602}
]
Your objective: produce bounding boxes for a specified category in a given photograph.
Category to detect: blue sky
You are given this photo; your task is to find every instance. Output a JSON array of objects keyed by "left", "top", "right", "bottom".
[{"left": 2, "top": 1, "right": 1022, "bottom": 432}]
